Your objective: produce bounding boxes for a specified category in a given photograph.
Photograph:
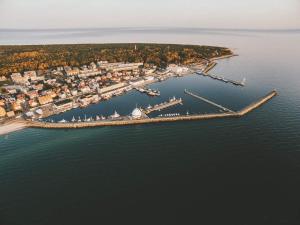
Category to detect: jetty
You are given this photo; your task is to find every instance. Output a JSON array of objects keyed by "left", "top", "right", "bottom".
[
  {"left": 184, "top": 89, "right": 234, "bottom": 113},
  {"left": 196, "top": 71, "right": 246, "bottom": 87},
  {"left": 202, "top": 62, "right": 217, "bottom": 74},
  {"left": 197, "top": 60, "right": 246, "bottom": 87},
  {"left": 142, "top": 97, "right": 183, "bottom": 114},
  {"left": 23, "top": 90, "right": 277, "bottom": 130},
  {"left": 135, "top": 87, "right": 160, "bottom": 97}
]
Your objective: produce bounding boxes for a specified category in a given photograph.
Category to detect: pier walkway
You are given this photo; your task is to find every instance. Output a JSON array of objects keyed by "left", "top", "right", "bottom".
[
  {"left": 196, "top": 71, "right": 246, "bottom": 87},
  {"left": 196, "top": 60, "right": 246, "bottom": 87},
  {"left": 142, "top": 98, "right": 183, "bottom": 114},
  {"left": 184, "top": 89, "right": 234, "bottom": 113}
]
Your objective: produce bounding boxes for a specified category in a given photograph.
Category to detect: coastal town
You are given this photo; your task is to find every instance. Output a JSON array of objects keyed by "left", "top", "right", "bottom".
[
  {"left": 0, "top": 46, "right": 278, "bottom": 137},
  {"left": 0, "top": 59, "right": 207, "bottom": 122}
]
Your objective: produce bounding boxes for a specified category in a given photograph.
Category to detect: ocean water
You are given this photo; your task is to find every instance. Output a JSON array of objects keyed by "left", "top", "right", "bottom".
[{"left": 1, "top": 28, "right": 300, "bottom": 225}]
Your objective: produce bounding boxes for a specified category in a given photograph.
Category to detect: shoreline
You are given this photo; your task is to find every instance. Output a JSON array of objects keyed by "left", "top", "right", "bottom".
[{"left": 0, "top": 120, "right": 28, "bottom": 136}]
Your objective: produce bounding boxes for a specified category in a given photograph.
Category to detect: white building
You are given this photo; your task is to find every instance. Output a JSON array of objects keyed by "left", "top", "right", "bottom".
[{"left": 131, "top": 107, "right": 142, "bottom": 119}]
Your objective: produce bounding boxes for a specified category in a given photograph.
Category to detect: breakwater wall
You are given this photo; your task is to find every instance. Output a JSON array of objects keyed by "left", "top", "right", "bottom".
[
  {"left": 203, "top": 62, "right": 217, "bottom": 74},
  {"left": 237, "top": 90, "right": 277, "bottom": 116},
  {"left": 26, "top": 90, "right": 277, "bottom": 130}
]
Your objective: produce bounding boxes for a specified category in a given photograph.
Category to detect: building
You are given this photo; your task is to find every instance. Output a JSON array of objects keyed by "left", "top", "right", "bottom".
[
  {"left": 6, "top": 111, "right": 15, "bottom": 118},
  {"left": 129, "top": 78, "right": 146, "bottom": 87},
  {"left": 24, "top": 71, "right": 37, "bottom": 81},
  {"left": 65, "top": 68, "right": 80, "bottom": 76},
  {"left": 0, "top": 107, "right": 6, "bottom": 117},
  {"left": 26, "top": 90, "right": 39, "bottom": 99},
  {"left": 98, "top": 82, "right": 126, "bottom": 94},
  {"left": 99, "top": 62, "right": 143, "bottom": 72},
  {"left": 167, "top": 64, "right": 189, "bottom": 75},
  {"left": 11, "top": 102, "right": 22, "bottom": 111},
  {"left": 54, "top": 99, "right": 73, "bottom": 111},
  {"left": 131, "top": 107, "right": 142, "bottom": 119},
  {"left": 38, "top": 95, "right": 53, "bottom": 105},
  {"left": 28, "top": 100, "right": 38, "bottom": 108},
  {"left": 10, "top": 73, "right": 28, "bottom": 85}
]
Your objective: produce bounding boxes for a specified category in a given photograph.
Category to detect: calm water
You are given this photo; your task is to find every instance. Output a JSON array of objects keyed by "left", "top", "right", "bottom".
[{"left": 1, "top": 28, "right": 300, "bottom": 225}]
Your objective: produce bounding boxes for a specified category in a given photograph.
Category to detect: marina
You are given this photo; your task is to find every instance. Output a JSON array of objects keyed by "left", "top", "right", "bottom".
[{"left": 24, "top": 90, "right": 277, "bottom": 129}]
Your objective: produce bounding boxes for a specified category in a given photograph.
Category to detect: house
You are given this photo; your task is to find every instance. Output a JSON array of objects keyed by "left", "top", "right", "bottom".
[
  {"left": 6, "top": 111, "right": 15, "bottom": 118},
  {"left": 24, "top": 71, "right": 37, "bottom": 81},
  {"left": 11, "top": 102, "right": 22, "bottom": 111},
  {"left": 38, "top": 95, "right": 53, "bottom": 105},
  {"left": 28, "top": 100, "right": 38, "bottom": 108},
  {"left": 0, "top": 107, "right": 6, "bottom": 117},
  {"left": 10, "top": 73, "right": 28, "bottom": 85},
  {"left": 26, "top": 90, "right": 39, "bottom": 99}
]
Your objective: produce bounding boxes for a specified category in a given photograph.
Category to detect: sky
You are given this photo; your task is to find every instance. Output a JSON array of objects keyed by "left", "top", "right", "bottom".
[{"left": 0, "top": 0, "right": 299, "bottom": 29}]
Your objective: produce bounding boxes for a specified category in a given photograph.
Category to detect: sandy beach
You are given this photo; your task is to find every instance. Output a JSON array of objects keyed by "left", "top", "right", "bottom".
[{"left": 0, "top": 120, "right": 28, "bottom": 136}]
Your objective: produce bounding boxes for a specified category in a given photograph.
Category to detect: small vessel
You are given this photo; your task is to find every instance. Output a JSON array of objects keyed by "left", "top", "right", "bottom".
[
  {"left": 147, "top": 104, "right": 152, "bottom": 109},
  {"left": 71, "top": 116, "right": 76, "bottom": 122},
  {"left": 96, "top": 115, "right": 100, "bottom": 121},
  {"left": 58, "top": 119, "right": 67, "bottom": 123},
  {"left": 110, "top": 110, "right": 120, "bottom": 119},
  {"left": 78, "top": 116, "right": 82, "bottom": 122}
]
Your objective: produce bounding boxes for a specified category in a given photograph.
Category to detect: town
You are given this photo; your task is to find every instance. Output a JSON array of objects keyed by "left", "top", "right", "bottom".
[{"left": 0, "top": 60, "right": 207, "bottom": 121}]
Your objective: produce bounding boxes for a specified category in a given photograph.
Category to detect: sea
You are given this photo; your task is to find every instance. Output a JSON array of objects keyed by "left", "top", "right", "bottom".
[{"left": 0, "top": 28, "right": 300, "bottom": 225}]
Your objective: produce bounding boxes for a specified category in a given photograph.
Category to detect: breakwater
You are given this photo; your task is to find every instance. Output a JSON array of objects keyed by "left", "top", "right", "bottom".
[{"left": 26, "top": 90, "right": 277, "bottom": 130}]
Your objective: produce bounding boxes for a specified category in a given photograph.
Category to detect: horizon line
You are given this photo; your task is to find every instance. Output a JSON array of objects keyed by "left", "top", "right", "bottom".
[{"left": 1, "top": 27, "right": 300, "bottom": 32}]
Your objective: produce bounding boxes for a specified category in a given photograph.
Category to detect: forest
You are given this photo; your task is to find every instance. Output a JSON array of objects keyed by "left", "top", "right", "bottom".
[{"left": 0, "top": 43, "right": 232, "bottom": 77}]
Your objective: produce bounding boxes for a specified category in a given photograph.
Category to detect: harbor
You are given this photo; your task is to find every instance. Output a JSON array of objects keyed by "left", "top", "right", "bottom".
[{"left": 24, "top": 90, "right": 277, "bottom": 129}]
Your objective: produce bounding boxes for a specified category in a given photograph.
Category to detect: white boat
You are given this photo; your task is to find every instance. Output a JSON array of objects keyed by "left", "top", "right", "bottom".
[
  {"left": 58, "top": 119, "right": 67, "bottom": 123},
  {"left": 110, "top": 111, "right": 120, "bottom": 119},
  {"left": 71, "top": 116, "right": 76, "bottom": 122}
]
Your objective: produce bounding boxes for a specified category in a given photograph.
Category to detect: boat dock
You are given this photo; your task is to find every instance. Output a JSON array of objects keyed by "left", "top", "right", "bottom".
[
  {"left": 202, "top": 62, "right": 217, "bottom": 74},
  {"left": 184, "top": 89, "right": 234, "bottom": 113},
  {"left": 196, "top": 60, "right": 246, "bottom": 87},
  {"left": 196, "top": 71, "right": 246, "bottom": 87},
  {"left": 135, "top": 87, "right": 160, "bottom": 96},
  {"left": 142, "top": 97, "right": 183, "bottom": 114}
]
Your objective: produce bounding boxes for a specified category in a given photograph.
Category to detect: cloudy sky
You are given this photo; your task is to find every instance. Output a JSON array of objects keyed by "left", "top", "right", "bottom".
[{"left": 0, "top": 0, "right": 299, "bottom": 29}]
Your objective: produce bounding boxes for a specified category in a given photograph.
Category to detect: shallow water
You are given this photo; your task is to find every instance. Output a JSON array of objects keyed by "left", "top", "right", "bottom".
[{"left": 0, "top": 28, "right": 300, "bottom": 224}]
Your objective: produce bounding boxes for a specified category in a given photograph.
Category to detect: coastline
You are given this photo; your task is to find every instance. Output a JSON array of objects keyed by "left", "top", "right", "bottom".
[{"left": 0, "top": 120, "right": 27, "bottom": 136}]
